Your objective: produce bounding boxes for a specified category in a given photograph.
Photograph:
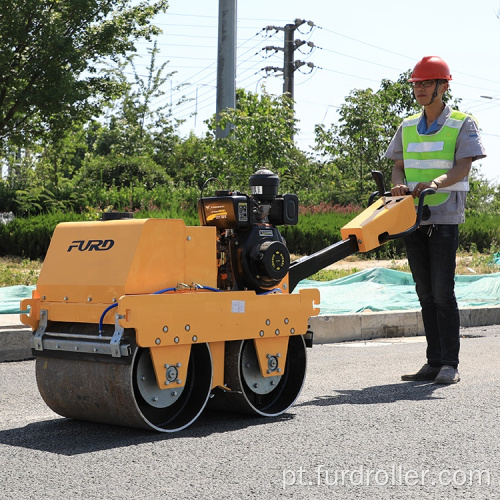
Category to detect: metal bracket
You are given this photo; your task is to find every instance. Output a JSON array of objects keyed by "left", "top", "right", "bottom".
[
  {"left": 304, "top": 329, "right": 314, "bottom": 348},
  {"left": 32, "top": 310, "right": 48, "bottom": 351},
  {"left": 40, "top": 338, "right": 130, "bottom": 357},
  {"left": 29, "top": 310, "right": 129, "bottom": 357},
  {"left": 110, "top": 314, "right": 125, "bottom": 357}
]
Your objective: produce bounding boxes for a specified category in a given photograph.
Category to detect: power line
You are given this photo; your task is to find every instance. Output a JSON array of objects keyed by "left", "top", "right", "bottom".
[
  {"left": 318, "top": 47, "right": 404, "bottom": 72},
  {"left": 157, "top": 32, "right": 218, "bottom": 39},
  {"left": 153, "top": 21, "right": 265, "bottom": 30},
  {"left": 318, "top": 25, "right": 413, "bottom": 61},
  {"left": 122, "top": 13, "right": 500, "bottom": 148}
]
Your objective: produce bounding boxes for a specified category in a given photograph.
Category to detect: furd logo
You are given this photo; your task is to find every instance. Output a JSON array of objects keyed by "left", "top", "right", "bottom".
[{"left": 67, "top": 239, "right": 115, "bottom": 252}]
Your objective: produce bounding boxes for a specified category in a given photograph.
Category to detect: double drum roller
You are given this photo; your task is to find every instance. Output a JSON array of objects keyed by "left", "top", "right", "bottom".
[
  {"left": 35, "top": 337, "right": 306, "bottom": 432},
  {"left": 21, "top": 170, "right": 427, "bottom": 432}
]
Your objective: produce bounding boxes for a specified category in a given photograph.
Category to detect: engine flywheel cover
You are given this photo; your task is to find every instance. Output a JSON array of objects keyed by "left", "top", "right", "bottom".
[{"left": 253, "top": 240, "right": 290, "bottom": 280}]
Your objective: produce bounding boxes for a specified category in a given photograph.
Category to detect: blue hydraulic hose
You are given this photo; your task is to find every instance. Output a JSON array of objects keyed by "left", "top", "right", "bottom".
[
  {"left": 259, "top": 288, "right": 283, "bottom": 295},
  {"left": 195, "top": 285, "right": 222, "bottom": 292},
  {"left": 99, "top": 303, "right": 118, "bottom": 335}
]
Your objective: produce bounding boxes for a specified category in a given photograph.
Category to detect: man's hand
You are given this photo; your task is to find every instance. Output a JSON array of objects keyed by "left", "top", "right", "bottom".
[
  {"left": 391, "top": 160, "right": 407, "bottom": 196},
  {"left": 410, "top": 181, "right": 437, "bottom": 199},
  {"left": 390, "top": 184, "right": 409, "bottom": 196}
]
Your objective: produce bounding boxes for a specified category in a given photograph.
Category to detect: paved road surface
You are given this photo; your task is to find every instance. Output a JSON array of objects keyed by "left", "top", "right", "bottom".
[{"left": 1, "top": 326, "right": 499, "bottom": 499}]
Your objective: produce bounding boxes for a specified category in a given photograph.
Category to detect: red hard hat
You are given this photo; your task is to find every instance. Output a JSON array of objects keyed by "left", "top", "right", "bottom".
[{"left": 408, "top": 56, "right": 452, "bottom": 82}]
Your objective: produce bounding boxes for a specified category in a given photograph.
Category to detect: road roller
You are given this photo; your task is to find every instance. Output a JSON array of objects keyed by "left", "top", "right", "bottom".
[{"left": 20, "top": 170, "right": 433, "bottom": 432}]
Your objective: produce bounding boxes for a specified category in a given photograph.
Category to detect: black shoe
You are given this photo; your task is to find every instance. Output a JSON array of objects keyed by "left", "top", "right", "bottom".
[
  {"left": 401, "top": 364, "right": 441, "bottom": 381},
  {"left": 434, "top": 365, "right": 460, "bottom": 384}
]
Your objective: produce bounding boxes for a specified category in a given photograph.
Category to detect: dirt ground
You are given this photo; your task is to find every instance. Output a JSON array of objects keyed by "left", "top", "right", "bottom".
[
  {"left": 289, "top": 254, "right": 409, "bottom": 271},
  {"left": 324, "top": 257, "right": 408, "bottom": 271}
]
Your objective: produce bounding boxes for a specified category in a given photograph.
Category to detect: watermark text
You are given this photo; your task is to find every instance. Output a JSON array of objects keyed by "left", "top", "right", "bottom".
[{"left": 282, "top": 465, "right": 491, "bottom": 489}]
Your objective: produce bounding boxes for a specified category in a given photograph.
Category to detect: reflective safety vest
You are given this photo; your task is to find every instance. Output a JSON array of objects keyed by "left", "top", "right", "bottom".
[{"left": 402, "top": 110, "right": 469, "bottom": 206}]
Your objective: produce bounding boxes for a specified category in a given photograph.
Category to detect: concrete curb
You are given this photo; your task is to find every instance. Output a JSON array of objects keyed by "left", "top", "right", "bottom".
[
  {"left": 0, "top": 325, "right": 33, "bottom": 362},
  {"left": 310, "top": 306, "right": 500, "bottom": 344},
  {"left": 1, "top": 306, "right": 500, "bottom": 362}
]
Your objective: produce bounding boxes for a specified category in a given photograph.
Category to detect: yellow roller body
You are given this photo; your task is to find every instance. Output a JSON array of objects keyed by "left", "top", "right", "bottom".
[
  {"left": 23, "top": 218, "right": 217, "bottom": 327},
  {"left": 21, "top": 217, "right": 319, "bottom": 431},
  {"left": 340, "top": 195, "right": 415, "bottom": 252}
]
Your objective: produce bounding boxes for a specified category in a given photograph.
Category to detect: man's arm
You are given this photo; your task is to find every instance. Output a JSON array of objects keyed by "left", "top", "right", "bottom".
[{"left": 432, "top": 157, "right": 472, "bottom": 190}]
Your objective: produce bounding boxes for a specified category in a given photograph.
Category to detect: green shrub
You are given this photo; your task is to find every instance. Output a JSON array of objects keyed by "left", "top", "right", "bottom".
[
  {"left": 78, "top": 154, "right": 170, "bottom": 190},
  {"left": 0, "top": 180, "right": 16, "bottom": 212},
  {"left": 0, "top": 213, "right": 86, "bottom": 259},
  {"left": 1, "top": 206, "right": 499, "bottom": 262},
  {"left": 282, "top": 212, "right": 352, "bottom": 254},
  {"left": 0, "top": 209, "right": 200, "bottom": 260},
  {"left": 459, "top": 215, "right": 500, "bottom": 252}
]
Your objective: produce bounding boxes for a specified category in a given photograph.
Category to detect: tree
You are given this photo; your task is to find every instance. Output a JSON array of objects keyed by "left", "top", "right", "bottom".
[
  {"left": 0, "top": 0, "right": 168, "bottom": 147},
  {"left": 315, "top": 88, "right": 393, "bottom": 202},
  {"left": 74, "top": 41, "right": 179, "bottom": 192},
  {"left": 99, "top": 42, "right": 180, "bottom": 159},
  {"left": 466, "top": 166, "right": 499, "bottom": 216},
  {"left": 34, "top": 124, "right": 89, "bottom": 187},
  {"left": 204, "top": 88, "right": 310, "bottom": 192}
]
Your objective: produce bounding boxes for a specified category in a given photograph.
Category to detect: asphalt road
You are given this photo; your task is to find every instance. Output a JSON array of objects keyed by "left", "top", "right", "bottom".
[{"left": 1, "top": 326, "right": 499, "bottom": 500}]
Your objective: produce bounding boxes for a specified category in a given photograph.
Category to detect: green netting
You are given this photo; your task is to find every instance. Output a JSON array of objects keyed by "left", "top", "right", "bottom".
[
  {"left": 0, "top": 285, "right": 35, "bottom": 314},
  {"left": 295, "top": 268, "right": 500, "bottom": 315}
]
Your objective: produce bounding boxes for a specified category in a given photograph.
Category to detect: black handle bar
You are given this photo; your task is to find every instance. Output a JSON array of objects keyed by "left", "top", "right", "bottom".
[
  {"left": 368, "top": 171, "right": 435, "bottom": 239},
  {"left": 380, "top": 187, "right": 436, "bottom": 242}
]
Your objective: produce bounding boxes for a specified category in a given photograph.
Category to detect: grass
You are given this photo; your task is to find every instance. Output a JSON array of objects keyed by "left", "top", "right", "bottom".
[
  {"left": 0, "top": 251, "right": 499, "bottom": 287},
  {"left": 0, "top": 257, "right": 42, "bottom": 287}
]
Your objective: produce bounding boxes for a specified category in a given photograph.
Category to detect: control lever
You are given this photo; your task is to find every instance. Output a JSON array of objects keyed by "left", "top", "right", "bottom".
[
  {"left": 368, "top": 171, "right": 390, "bottom": 206},
  {"left": 372, "top": 170, "right": 386, "bottom": 197}
]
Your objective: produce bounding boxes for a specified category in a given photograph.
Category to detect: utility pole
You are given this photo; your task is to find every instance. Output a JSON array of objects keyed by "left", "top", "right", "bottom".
[
  {"left": 263, "top": 19, "right": 316, "bottom": 104},
  {"left": 216, "top": 0, "right": 237, "bottom": 139},
  {"left": 262, "top": 19, "right": 316, "bottom": 140},
  {"left": 283, "top": 24, "right": 295, "bottom": 99}
]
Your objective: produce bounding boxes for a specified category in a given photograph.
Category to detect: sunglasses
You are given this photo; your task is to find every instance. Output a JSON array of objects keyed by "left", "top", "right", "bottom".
[{"left": 411, "top": 80, "right": 438, "bottom": 88}]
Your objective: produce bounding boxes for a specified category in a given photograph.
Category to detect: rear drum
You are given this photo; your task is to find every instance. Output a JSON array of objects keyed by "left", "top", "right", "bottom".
[{"left": 209, "top": 335, "right": 307, "bottom": 416}]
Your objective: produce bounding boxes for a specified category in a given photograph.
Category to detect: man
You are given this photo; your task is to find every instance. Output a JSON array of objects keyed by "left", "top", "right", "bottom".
[{"left": 385, "top": 56, "right": 486, "bottom": 384}]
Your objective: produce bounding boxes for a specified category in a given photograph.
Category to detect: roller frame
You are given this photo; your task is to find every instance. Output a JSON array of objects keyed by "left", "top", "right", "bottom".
[{"left": 24, "top": 287, "right": 319, "bottom": 392}]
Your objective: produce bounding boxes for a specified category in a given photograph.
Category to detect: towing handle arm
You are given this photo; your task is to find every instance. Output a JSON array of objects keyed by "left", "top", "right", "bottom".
[{"left": 288, "top": 236, "right": 359, "bottom": 292}]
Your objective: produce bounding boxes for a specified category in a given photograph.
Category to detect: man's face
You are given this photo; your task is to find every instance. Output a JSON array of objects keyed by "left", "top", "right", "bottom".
[{"left": 412, "top": 80, "right": 448, "bottom": 105}]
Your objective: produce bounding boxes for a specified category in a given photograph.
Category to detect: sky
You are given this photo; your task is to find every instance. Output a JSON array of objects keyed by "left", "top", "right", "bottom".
[{"left": 129, "top": 0, "right": 500, "bottom": 184}]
